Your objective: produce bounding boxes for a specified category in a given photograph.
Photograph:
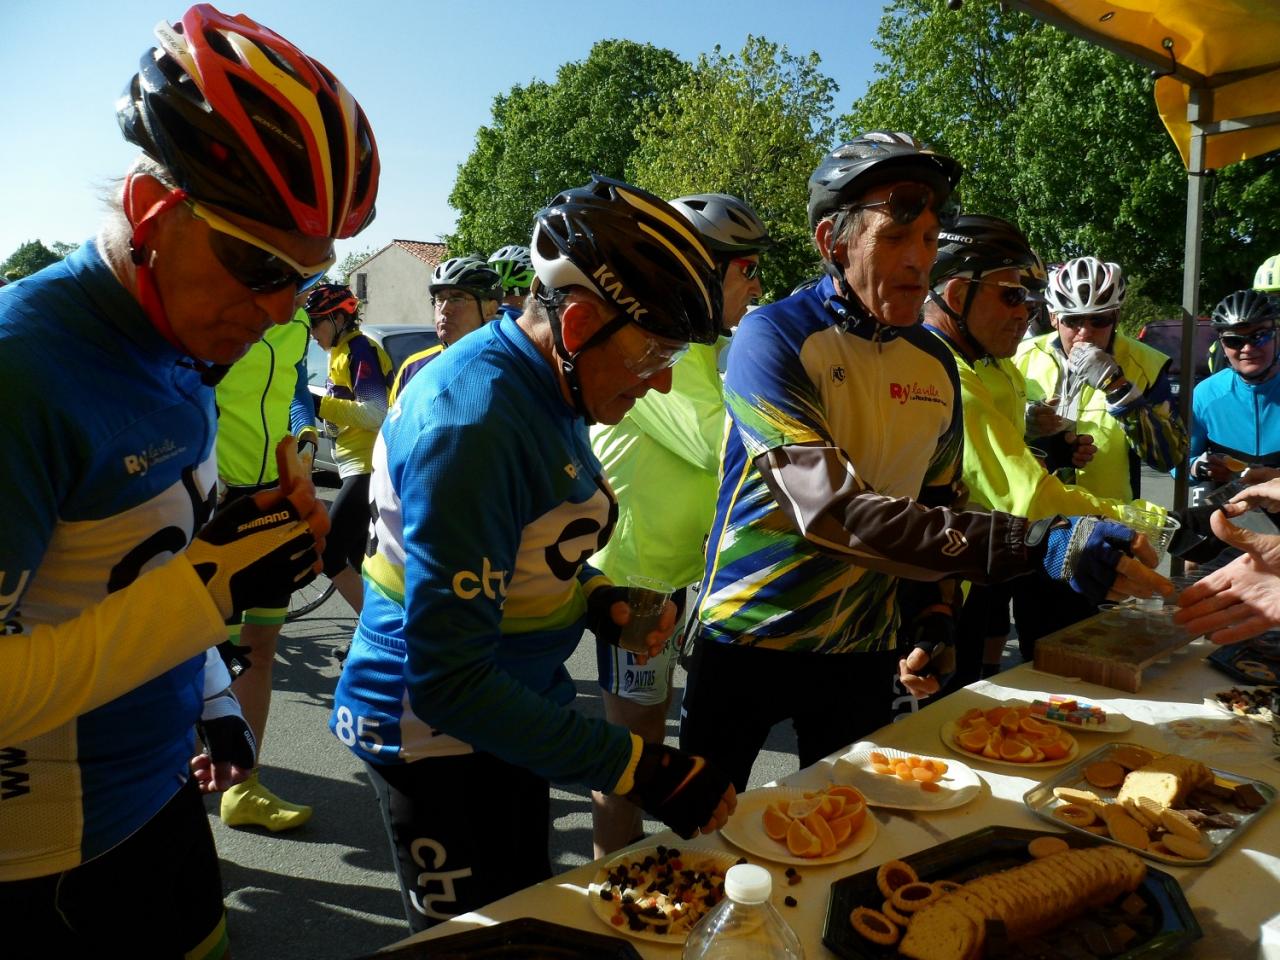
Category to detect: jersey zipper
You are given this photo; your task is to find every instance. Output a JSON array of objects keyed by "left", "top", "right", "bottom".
[{"left": 255, "top": 338, "right": 277, "bottom": 485}]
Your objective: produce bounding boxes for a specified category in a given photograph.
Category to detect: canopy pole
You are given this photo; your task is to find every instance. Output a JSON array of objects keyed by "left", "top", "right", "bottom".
[{"left": 1171, "top": 87, "right": 1208, "bottom": 573}]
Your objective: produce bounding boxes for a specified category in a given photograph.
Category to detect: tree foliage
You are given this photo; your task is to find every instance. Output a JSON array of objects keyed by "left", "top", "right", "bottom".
[
  {"left": 628, "top": 36, "right": 837, "bottom": 301},
  {"left": 2, "top": 240, "right": 64, "bottom": 280},
  {"left": 447, "top": 40, "right": 691, "bottom": 257},
  {"left": 842, "top": 0, "right": 1280, "bottom": 315},
  {"left": 333, "top": 246, "right": 376, "bottom": 285}
]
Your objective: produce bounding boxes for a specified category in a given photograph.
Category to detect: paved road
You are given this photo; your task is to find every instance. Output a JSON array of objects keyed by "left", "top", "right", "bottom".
[{"left": 206, "top": 468, "right": 1182, "bottom": 958}]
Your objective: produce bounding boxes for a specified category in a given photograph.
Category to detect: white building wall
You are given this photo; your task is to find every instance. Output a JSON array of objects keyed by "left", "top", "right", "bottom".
[{"left": 352, "top": 246, "right": 432, "bottom": 327}]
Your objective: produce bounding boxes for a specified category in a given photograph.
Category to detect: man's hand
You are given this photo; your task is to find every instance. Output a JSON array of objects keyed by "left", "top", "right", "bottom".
[
  {"left": 1067, "top": 343, "right": 1123, "bottom": 390},
  {"left": 625, "top": 743, "right": 736, "bottom": 839},
  {"left": 899, "top": 607, "right": 955, "bottom": 699},
  {"left": 1067, "top": 432, "right": 1097, "bottom": 468},
  {"left": 1228, "top": 476, "right": 1280, "bottom": 513},
  {"left": 1026, "top": 400, "right": 1067, "bottom": 439},
  {"left": 586, "top": 584, "right": 677, "bottom": 662},
  {"left": 1031, "top": 515, "right": 1172, "bottom": 604},
  {"left": 1173, "top": 510, "right": 1280, "bottom": 644},
  {"left": 185, "top": 485, "right": 329, "bottom": 622},
  {"left": 1192, "top": 451, "right": 1246, "bottom": 484}
]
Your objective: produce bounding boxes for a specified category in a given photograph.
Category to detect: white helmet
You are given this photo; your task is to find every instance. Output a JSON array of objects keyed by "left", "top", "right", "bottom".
[{"left": 1046, "top": 256, "right": 1126, "bottom": 315}]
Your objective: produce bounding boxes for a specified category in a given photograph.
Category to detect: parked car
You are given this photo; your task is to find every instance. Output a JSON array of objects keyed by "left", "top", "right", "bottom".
[
  {"left": 306, "top": 323, "right": 439, "bottom": 480},
  {"left": 1135, "top": 317, "right": 1215, "bottom": 397}
]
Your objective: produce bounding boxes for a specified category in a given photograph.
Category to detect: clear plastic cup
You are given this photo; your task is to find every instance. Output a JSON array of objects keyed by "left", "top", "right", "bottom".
[
  {"left": 616, "top": 575, "right": 674, "bottom": 653},
  {"left": 1119, "top": 504, "right": 1181, "bottom": 563}
]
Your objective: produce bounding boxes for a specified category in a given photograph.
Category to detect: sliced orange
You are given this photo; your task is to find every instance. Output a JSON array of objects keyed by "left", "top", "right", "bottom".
[
  {"left": 911, "top": 765, "right": 937, "bottom": 783},
  {"left": 828, "top": 813, "right": 854, "bottom": 846},
  {"left": 1019, "top": 716, "right": 1052, "bottom": 736},
  {"left": 785, "top": 797, "right": 821, "bottom": 820},
  {"left": 786, "top": 818, "right": 822, "bottom": 857},
  {"left": 869, "top": 751, "right": 888, "bottom": 766},
  {"left": 831, "top": 801, "right": 866, "bottom": 843},
  {"left": 818, "top": 793, "right": 847, "bottom": 818},
  {"left": 827, "top": 785, "right": 865, "bottom": 805},
  {"left": 956, "top": 727, "right": 989, "bottom": 752},
  {"left": 804, "top": 811, "right": 837, "bottom": 857},
  {"left": 871, "top": 762, "right": 894, "bottom": 776},
  {"left": 762, "top": 803, "right": 792, "bottom": 841},
  {"left": 931, "top": 760, "right": 948, "bottom": 776},
  {"left": 959, "top": 707, "right": 984, "bottom": 725},
  {"left": 999, "top": 738, "right": 1035, "bottom": 762}
]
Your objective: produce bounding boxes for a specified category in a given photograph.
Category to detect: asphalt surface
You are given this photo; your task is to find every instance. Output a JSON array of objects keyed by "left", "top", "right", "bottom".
[{"left": 205, "top": 467, "right": 1183, "bottom": 959}]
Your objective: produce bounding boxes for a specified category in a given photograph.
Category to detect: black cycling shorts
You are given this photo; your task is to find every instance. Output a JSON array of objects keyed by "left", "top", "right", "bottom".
[{"left": 0, "top": 777, "right": 227, "bottom": 957}]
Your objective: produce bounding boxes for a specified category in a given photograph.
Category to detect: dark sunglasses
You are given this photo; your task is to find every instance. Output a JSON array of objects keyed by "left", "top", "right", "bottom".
[
  {"left": 846, "top": 183, "right": 958, "bottom": 228},
  {"left": 188, "top": 200, "right": 333, "bottom": 294},
  {"left": 971, "top": 279, "right": 1037, "bottom": 308},
  {"left": 730, "top": 258, "right": 761, "bottom": 281},
  {"left": 1058, "top": 310, "right": 1118, "bottom": 330},
  {"left": 1220, "top": 328, "right": 1276, "bottom": 350}
]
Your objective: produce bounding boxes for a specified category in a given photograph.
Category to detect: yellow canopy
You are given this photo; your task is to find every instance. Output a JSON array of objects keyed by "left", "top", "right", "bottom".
[{"left": 1008, "top": 0, "right": 1280, "bottom": 170}]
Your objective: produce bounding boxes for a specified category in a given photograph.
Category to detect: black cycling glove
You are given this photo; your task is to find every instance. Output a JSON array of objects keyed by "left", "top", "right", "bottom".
[
  {"left": 1169, "top": 505, "right": 1227, "bottom": 563},
  {"left": 198, "top": 689, "right": 257, "bottom": 771},
  {"left": 585, "top": 583, "right": 628, "bottom": 647},
  {"left": 625, "top": 743, "right": 731, "bottom": 839},
  {"left": 907, "top": 610, "right": 957, "bottom": 689},
  {"left": 185, "top": 493, "right": 319, "bottom": 622}
]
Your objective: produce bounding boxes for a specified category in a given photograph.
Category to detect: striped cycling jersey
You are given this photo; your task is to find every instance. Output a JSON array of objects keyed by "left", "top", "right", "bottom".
[
  {"left": 0, "top": 242, "right": 219, "bottom": 881},
  {"left": 317, "top": 328, "right": 392, "bottom": 477},
  {"left": 696, "top": 275, "right": 964, "bottom": 654},
  {"left": 330, "top": 314, "right": 636, "bottom": 790}
]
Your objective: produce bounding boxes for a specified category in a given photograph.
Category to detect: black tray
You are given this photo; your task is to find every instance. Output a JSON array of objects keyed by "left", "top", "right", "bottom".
[
  {"left": 1206, "top": 635, "right": 1280, "bottom": 684},
  {"left": 354, "top": 916, "right": 643, "bottom": 959},
  {"left": 822, "top": 826, "right": 1200, "bottom": 959}
]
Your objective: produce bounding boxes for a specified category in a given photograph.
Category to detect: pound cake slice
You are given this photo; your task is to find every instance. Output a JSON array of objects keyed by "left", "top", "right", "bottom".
[{"left": 1115, "top": 754, "right": 1211, "bottom": 812}]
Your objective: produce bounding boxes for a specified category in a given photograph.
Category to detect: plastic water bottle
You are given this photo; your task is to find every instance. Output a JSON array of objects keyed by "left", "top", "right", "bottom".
[{"left": 682, "top": 863, "right": 804, "bottom": 959}]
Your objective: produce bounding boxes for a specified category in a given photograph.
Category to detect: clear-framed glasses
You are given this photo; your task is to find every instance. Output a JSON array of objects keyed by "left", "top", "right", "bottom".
[
  {"left": 431, "top": 293, "right": 470, "bottom": 308},
  {"left": 186, "top": 200, "right": 333, "bottom": 293},
  {"left": 1220, "top": 327, "right": 1276, "bottom": 350},
  {"left": 609, "top": 319, "right": 690, "bottom": 379},
  {"left": 845, "top": 182, "right": 958, "bottom": 228},
  {"left": 730, "top": 258, "right": 761, "bottom": 281},
  {"left": 1058, "top": 310, "right": 1119, "bottom": 330}
]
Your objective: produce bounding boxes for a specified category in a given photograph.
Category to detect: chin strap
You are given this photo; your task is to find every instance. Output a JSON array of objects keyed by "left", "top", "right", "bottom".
[
  {"left": 926, "top": 276, "right": 987, "bottom": 360},
  {"left": 538, "top": 290, "right": 630, "bottom": 425}
]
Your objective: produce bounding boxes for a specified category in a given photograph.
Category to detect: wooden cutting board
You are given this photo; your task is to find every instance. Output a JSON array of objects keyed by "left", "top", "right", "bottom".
[{"left": 1033, "top": 610, "right": 1195, "bottom": 692}]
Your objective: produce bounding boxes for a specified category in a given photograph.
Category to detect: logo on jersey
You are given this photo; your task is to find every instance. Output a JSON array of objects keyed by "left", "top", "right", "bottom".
[
  {"left": 592, "top": 264, "right": 649, "bottom": 322},
  {"left": 889, "top": 381, "right": 944, "bottom": 406},
  {"left": 830, "top": 365, "right": 846, "bottom": 384},
  {"left": 123, "top": 438, "right": 184, "bottom": 476},
  {"left": 940, "top": 528, "right": 968, "bottom": 557},
  {"left": 0, "top": 747, "right": 31, "bottom": 800},
  {"left": 452, "top": 556, "right": 509, "bottom": 602},
  {"left": 564, "top": 463, "right": 578, "bottom": 480}
]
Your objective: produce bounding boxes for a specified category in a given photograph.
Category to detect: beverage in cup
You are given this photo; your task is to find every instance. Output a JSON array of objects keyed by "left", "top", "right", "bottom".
[
  {"left": 1119, "top": 504, "right": 1181, "bottom": 564},
  {"left": 617, "top": 575, "right": 674, "bottom": 654}
]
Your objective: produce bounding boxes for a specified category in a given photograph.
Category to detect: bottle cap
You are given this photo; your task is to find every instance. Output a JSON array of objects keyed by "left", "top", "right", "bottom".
[{"left": 724, "top": 863, "right": 772, "bottom": 904}]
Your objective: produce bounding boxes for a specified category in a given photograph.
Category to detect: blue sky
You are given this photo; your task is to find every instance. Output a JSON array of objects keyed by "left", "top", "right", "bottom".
[{"left": 1, "top": 0, "right": 884, "bottom": 264}]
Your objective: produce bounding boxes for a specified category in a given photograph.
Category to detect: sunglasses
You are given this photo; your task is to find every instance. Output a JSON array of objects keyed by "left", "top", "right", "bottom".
[
  {"left": 1220, "top": 328, "right": 1276, "bottom": 350},
  {"left": 1058, "top": 310, "right": 1118, "bottom": 330},
  {"left": 970, "top": 278, "right": 1040, "bottom": 308},
  {"left": 846, "top": 183, "right": 958, "bottom": 228},
  {"left": 730, "top": 258, "right": 761, "bottom": 281},
  {"left": 187, "top": 200, "right": 334, "bottom": 294}
]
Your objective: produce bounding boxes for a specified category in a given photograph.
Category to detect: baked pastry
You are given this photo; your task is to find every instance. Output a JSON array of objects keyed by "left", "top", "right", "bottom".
[
  {"left": 849, "top": 906, "right": 899, "bottom": 945},
  {"left": 1116, "top": 754, "right": 1212, "bottom": 812}
]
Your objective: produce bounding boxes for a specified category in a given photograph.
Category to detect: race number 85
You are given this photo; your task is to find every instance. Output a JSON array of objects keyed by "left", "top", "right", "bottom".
[{"left": 334, "top": 705, "right": 383, "bottom": 754}]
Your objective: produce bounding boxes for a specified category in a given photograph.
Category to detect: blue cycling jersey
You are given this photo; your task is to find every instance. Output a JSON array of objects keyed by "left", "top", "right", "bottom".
[
  {"left": 0, "top": 242, "right": 219, "bottom": 880},
  {"left": 331, "top": 314, "right": 635, "bottom": 790},
  {"left": 1190, "top": 367, "right": 1280, "bottom": 469}
]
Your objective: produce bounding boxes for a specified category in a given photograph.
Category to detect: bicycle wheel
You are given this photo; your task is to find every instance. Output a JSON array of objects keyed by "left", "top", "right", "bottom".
[{"left": 287, "top": 571, "right": 336, "bottom": 621}]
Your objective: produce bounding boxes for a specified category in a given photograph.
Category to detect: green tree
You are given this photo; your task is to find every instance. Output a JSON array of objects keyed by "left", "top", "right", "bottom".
[
  {"left": 333, "top": 246, "right": 375, "bottom": 284},
  {"left": 448, "top": 40, "right": 691, "bottom": 256},
  {"left": 843, "top": 0, "right": 1280, "bottom": 315},
  {"left": 628, "top": 36, "right": 837, "bottom": 300},
  {"left": 2, "top": 240, "right": 62, "bottom": 280}
]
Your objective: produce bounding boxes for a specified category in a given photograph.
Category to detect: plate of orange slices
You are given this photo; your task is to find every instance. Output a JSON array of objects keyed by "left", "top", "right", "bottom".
[
  {"left": 941, "top": 704, "right": 1079, "bottom": 768},
  {"left": 832, "top": 742, "right": 982, "bottom": 811},
  {"left": 719, "top": 784, "right": 877, "bottom": 866}
]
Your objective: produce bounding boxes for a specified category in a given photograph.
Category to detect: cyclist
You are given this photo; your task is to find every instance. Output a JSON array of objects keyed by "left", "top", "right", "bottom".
[
  {"left": 923, "top": 215, "right": 1216, "bottom": 677},
  {"left": 1255, "top": 254, "right": 1280, "bottom": 293},
  {"left": 331, "top": 176, "right": 735, "bottom": 932},
  {"left": 587, "top": 192, "right": 771, "bottom": 856},
  {"left": 214, "top": 294, "right": 320, "bottom": 832},
  {"left": 681, "top": 133, "right": 1170, "bottom": 793},
  {"left": 1189, "top": 290, "right": 1280, "bottom": 529},
  {"left": 0, "top": 4, "right": 373, "bottom": 954},
  {"left": 306, "top": 282, "right": 391, "bottom": 614},
  {"left": 489, "top": 243, "right": 536, "bottom": 320},
  {"left": 389, "top": 256, "right": 501, "bottom": 403},
  {"left": 1015, "top": 257, "right": 1188, "bottom": 504}
]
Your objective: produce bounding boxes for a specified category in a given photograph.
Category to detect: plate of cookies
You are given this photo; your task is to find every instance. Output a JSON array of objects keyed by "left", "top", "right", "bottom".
[
  {"left": 831, "top": 742, "right": 982, "bottom": 811},
  {"left": 1023, "top": 741, "right": 1276, "bottom": 866},
  {"left": 822, "top": 825, "right": 1199, "bottom": 959},
  {"left": 719, "top": 785, "right": 878, "bottom": 866}
]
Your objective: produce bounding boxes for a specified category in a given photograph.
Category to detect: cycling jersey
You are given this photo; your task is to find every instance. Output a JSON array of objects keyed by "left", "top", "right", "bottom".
[
  {"left": 0, "top": 241, "right": 225, "bottom": 881},
  {"left": 215, "top": 310, "right": 315, "bottom": 487},
  {"left": 388, "top": 343, "right": 443, "bottom": 407},
  {"left": 497, "top": 304, "right": 523, "bottom": 322},
  {"left": 926, "top": 327, "right": 1143, "bottom": 522},
  {"left": 1189, "top": 366, "right": 1280, "bottom": 477},
  {"left": 1015, "top": 332, "right": 1186, "bottom": 502},
  {"left": 694, "top": 275, "right": 1034, "bottom": 656},
  {"left": 331, "top": 314, "right": 637, "bottom": 789},
  {"left": 317, "top": 328, "right": 392, "bottom": 477}
]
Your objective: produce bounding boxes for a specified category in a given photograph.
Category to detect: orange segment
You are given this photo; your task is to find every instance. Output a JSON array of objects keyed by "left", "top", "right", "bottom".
[
  {"left": 804, "top": 811, "right": 838, "bottom": 857},
  {"left": 827, "top": 785, "right": 865, "bottom": 805},
  {"left": 785, "top": 797, "right": 821, "bottom": 820},
  {"left": 785, "top": 818, "right": 822, "bottom": 857},
  {"left": 762, "top": 803, "right": 792, "bottom": 841}
]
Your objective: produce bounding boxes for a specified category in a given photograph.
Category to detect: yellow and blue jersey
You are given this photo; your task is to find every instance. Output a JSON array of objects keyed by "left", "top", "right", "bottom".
[{"left": 317, "top": 328, "right": 392, "bottom": 477}]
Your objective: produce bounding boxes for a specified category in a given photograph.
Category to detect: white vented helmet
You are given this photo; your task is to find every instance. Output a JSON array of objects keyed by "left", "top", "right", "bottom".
[{"left": 1045, "top": 256, "right": 1126, "bottom": 315}]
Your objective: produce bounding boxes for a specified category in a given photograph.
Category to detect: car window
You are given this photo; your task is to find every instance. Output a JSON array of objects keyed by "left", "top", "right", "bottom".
[
  {"left": 305, "top": 340, "right": 328, "bottom": 387},
  {"left": 1136, "top": 320, "right": 1215, "bottom": 384},
  {"left": 379, "top": 330, "right": 439, "bottom": 375}
]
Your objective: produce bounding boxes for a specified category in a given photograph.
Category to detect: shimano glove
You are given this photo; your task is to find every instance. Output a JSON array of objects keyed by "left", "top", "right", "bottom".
[
  {"left": 1028, "top": 515, "right": 1133, "bottom": 605},
  {"left": 185, "top": 494, "right": 319, "bottom": 622},
  {"left": 585, "top": 583, "right": 629, "bottom": 647},
  {"left": 625, "top": 742, "right": 732, "bottom": 839},
  {"left": 907, "top": 609, "right": 957, "bottom": 689},
  {"left": 198, "top": 689, "right": 257, "bottom": 771},
  {"left": 215, "top": 639, "right": 252, "bottom": 680},
  {"left": 1067, "top": 343, "right": 1123, "bottom": 390}
]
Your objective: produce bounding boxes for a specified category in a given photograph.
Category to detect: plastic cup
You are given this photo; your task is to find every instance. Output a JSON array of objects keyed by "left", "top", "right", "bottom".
[
  {"left": 616, "top": 575, "right": 674, "bottom": 653},
  {"left": 1119, "top": 505, "right": 1181, "bottom": 563}
]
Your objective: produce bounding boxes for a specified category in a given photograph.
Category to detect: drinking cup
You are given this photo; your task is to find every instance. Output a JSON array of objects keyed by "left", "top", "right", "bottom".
[{"left": 617, "top": 575, "right": 674, "bottom": 653}]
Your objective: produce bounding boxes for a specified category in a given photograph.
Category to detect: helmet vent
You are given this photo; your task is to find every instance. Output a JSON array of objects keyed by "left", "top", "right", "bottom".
[
  {"left": 228, "top": 75, "right": 316, "bottom": 209},
  {"left": 202, "top": 27, "right": 240, "bottom": 64}
]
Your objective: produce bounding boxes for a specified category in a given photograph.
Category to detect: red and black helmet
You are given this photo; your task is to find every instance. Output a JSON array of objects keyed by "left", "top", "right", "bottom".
[
  {"left": 304, "top": 283, "right": 359, "bottom": 320},
  {"left": 117, "top": 3, "right": 379, "bottom": 238}
]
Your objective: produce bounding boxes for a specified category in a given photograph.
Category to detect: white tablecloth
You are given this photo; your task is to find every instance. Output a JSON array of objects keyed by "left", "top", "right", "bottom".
[{"left": 392, "top": 638, "right": 1280, "bottom": 957}]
